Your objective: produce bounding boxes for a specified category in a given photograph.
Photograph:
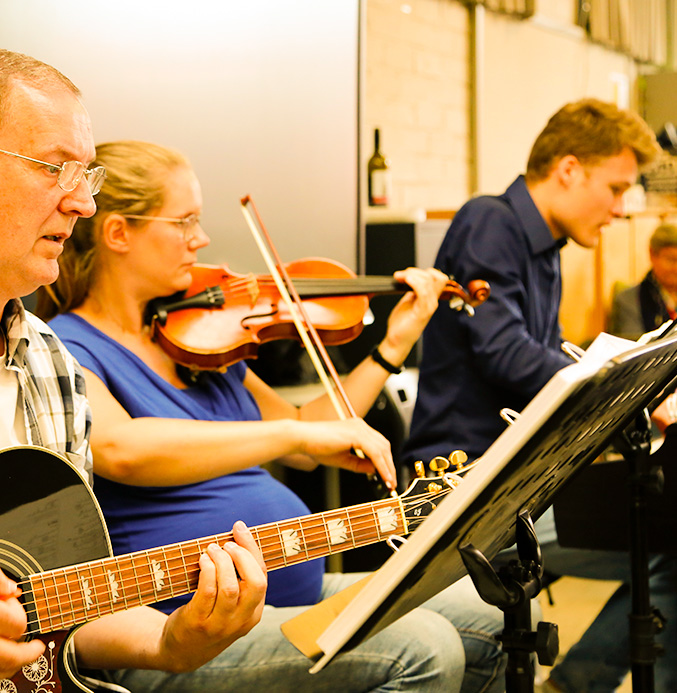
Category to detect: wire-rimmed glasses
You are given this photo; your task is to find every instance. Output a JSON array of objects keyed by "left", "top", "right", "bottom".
[
  {"left": 0, "top": 148, "right": 106, "bottom": 195},
  {"left": 121, "top": 213, "right": 202, "bottom": 243}
]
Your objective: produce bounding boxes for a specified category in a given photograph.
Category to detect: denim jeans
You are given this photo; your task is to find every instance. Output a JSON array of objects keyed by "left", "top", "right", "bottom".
[
  {"left": 112, "top": 573, "right": 507, "bottom": 693},
  {"left": 518, "top": 510, "right": 677, "bottom": 693}
]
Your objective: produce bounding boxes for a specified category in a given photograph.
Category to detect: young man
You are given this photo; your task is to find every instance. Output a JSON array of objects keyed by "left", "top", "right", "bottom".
[
  {"left": 403, "top": 99, "right": 677, "bottom": 692},
  {"left": 404, "top": 98, "right": 659, "bottom": 464},
  {"left": 0, "top": 48, "right": 267, "bottom": 684}
]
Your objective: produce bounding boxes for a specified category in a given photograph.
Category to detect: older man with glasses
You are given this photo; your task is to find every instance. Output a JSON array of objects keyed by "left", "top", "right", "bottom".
[{"left": 0, "top": 48, "right": 267, "bottom": 689}]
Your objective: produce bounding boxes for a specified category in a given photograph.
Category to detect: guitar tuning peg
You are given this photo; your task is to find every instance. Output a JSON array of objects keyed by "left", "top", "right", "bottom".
[
  {"left": 448, "top": 450, "right": 469, "bottom": 470},
  {"left": 429, "top": 456, "right": 450, "bottom": 473},
  {"left": 414, "top": 460, "right": 426, "bottom": 479}
]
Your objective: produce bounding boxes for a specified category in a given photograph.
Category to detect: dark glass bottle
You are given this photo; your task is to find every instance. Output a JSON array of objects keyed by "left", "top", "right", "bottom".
[{"left": 368, "top": 128, "right": 392, "bottom": 206}]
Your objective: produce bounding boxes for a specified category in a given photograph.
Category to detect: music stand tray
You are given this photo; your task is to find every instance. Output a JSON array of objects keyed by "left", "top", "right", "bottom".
[{"left": 283, "top": 332, "right": 677, "bottom": 672}]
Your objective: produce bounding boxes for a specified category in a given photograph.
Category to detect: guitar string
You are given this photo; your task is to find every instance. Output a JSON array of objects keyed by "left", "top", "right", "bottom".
[
  {"left": 21, "top": 509, "right": 423, "bottom": 632},
  {"left": 19, "top": 492, "right": 433, "bottom": 597},
  {"left": 20, "top": 495, "right": 428, "bottom": 606},
  {"left": 19, "top": 492, "right": 447, "bottom": 630}
]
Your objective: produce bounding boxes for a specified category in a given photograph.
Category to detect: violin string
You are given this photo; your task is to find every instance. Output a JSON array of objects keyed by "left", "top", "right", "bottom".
[
  {"left": 219, "top": 276, "right": 398, "bottom": 301},
  {"left": 19, "top": 491, "right": 448, "bottom": 630}
]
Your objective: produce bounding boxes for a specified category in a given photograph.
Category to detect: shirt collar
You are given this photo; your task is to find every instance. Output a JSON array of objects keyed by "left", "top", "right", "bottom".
[
  {"left": 503, "top": 175, "right": 565, "bottom": 255},
  {"left": 2, "top": 299, "right": 30, "bottom": 365}
]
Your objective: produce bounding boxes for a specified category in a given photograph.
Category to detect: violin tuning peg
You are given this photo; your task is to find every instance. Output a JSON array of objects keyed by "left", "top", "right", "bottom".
[
  {"left": 448, "top": 297, "right": 465, "bottom": 311},
  {"left": 463, "top": 304, "right": 475, "bottom": 317}
]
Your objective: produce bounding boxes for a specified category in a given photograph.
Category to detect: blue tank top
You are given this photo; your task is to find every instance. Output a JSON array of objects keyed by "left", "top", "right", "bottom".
[{"left": 50, "top": 313, "right": 324, "bottom": 612}]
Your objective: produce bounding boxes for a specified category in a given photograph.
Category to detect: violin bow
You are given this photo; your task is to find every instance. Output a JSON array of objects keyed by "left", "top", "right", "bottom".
[{"left": 240, "top": 196, "right": 361, "bottom": 429}]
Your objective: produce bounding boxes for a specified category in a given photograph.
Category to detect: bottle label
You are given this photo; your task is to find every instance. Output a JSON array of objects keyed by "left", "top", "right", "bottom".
[{"left": 370, "top": 170, "right": 392, "bottom": 206}]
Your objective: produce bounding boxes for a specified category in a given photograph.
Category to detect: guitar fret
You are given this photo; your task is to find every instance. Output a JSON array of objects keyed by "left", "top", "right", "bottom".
[
  {"left": 320, "top": 513, "right": 334, "bottom": 555},
  {"left": 106, "top": 556, "right": 123, "bottom": 609},
  {"left": 62, "top": 567, "right": 79, "bottom": 627},
  {"left": 176, "top": 542, "right": 193, "bottom": 595},
  {"left": 325, "top": 508, "right": 352, "bottom": 550},
  {"left": 33, "top": 571, "right": 57, "bottom": 632},
  {"left": 276, "top": 518, "right": 306, "bottom": 564},
  {"left": 257, "top": 523, "right": 286, "bottom": 569},
  {"left": 159, "top": 547, "right": 175, "bottom": 599},
  {"left": 143, "top": 550, "right": 160, "bottom": 602},
  {"left": 298, "top": 518, "right": 311, "bottom": 561},
  {"left": 40, "top": 569, "right": 56, "bottom": 630},
  {"left": 370, "top": 504, "right": 381, "bottom": 542},
  {"left": 274, "top": 523, "right": 289, "bottom": 567},
  {"left": 75, "top": 565, "right": 96, "bottom": 624},
  {"left": 128, "top": 554, "right": 145, "bottom": 607},
  {"left": 343, "top": 509, "right": 357, "bottom": 548},
  {"left": 87, "top": 563, "right": 103, "bottom": 620}
]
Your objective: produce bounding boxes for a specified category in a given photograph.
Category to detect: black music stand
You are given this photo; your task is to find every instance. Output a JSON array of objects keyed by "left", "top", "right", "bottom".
[
  {"left": 553, "top": 414, "right": 677, "bottom": 693},
  {"left": 282, "top": 331, "right": 677, "bottom": 692}
]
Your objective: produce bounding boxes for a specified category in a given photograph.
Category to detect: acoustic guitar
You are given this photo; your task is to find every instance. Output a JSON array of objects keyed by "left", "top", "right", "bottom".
[{"left": 0, "top": 446, "right": 459, "bottom": 693}]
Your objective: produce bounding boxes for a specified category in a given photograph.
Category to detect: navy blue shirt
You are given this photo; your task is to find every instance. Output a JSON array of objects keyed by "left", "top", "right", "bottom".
[{"left": 403, "top": 176, "right": 573, "bottom": 464}]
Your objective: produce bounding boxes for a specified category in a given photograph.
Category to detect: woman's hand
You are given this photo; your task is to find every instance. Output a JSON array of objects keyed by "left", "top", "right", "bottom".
[
  {"left": 378, "top": 267, "right": 448, "bottom": 368},
  {"left": 296, "top": 418, "right": 397, "bottom": 490}
]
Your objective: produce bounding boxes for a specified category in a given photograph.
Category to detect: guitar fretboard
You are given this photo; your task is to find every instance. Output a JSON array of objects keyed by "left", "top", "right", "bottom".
[{"left": 26, "top": 495, "right": 407, "bottom": 633}]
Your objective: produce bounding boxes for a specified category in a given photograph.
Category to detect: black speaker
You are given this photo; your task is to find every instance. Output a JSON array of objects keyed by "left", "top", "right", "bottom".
[{"left": 339, "top": 221, "right": 419, "bottom": 370}]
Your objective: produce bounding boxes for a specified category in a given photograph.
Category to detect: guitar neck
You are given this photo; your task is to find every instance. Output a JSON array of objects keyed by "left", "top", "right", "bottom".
[{"left": 25, "top": 494, "right": 406, "bottom": 634}]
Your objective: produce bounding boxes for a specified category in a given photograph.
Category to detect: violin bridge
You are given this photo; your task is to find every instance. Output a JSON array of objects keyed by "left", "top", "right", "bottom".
[{"left": 245, "top": 273, "right": 260, "bottom": 307}]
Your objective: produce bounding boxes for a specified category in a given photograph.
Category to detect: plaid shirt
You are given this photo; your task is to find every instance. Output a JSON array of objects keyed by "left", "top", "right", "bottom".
[{"left": 3, "top": 299, "right": 92, "bottom": 483}]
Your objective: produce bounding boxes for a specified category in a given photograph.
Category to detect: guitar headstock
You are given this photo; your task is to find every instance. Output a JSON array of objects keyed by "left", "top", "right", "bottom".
[{"left": 400, "top": 450, "right": 472, "bottom": 529}]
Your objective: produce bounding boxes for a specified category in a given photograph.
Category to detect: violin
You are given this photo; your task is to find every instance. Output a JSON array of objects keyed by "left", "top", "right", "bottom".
[{"left": 145, "top": 257, "right": 490, "bottom": 371}]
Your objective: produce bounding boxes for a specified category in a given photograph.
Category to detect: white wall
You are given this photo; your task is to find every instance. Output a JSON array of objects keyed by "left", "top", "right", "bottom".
[
  {"left": 1, "top": 0, "right": 361, "bottom": 272},
  {"left": 480, "top": 12, "right": 638, "bottom": 194}
]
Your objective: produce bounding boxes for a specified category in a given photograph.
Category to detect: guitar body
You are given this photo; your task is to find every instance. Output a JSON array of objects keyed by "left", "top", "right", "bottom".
[{"left": 0, "top": 446, "right": 116, "bottom": 693}]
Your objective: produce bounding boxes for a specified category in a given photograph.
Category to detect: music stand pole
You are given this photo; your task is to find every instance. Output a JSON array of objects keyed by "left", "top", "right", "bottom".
[
  {"left": 460, "top": 510, "right": 559, "bottom": 693},
  {"left": 614, "top": 413, "right": 666, "bottom": 693}
]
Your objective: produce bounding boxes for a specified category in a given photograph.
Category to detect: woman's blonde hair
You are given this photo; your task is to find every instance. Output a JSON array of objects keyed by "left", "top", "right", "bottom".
[{"left": 36, "top": 140, "right": 189, "bottom": 320}]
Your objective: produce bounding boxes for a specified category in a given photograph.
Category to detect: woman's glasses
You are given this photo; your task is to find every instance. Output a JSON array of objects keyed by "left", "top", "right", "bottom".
[{"left": 121, "top": 213, "right": 202, "bottom": 242}]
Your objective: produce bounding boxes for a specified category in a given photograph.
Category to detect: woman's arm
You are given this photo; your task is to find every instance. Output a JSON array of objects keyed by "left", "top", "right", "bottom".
[
  {"left": 297, "top": 267, "right": 448, "bottom": 421},
  {"left": 84, "top": 368, "right": 396, "bottom": 488}
]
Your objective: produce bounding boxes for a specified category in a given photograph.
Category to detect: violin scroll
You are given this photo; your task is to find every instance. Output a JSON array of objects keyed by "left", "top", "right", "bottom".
[{"left": 442, "top": 277, "right": 491, "bottom": 315}]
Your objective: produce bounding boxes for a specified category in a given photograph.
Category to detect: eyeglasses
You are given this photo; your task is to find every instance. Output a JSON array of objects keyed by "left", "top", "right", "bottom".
[
  {"left": 121, "top": 213, "right": 202, "bottom": 242},
  {"left": 0, "top": 148, "right": 106, "bottom": 195}
]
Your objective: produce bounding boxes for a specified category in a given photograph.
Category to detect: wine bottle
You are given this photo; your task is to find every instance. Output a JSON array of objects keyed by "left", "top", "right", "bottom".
[{"left": 368, "top": 128, "right": 392, "bottom": 206}]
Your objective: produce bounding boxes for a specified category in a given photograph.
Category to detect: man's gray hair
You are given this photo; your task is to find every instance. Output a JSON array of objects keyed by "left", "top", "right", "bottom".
[{"left": 0, "top": 49, "right": 80, "bottom": 125}]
